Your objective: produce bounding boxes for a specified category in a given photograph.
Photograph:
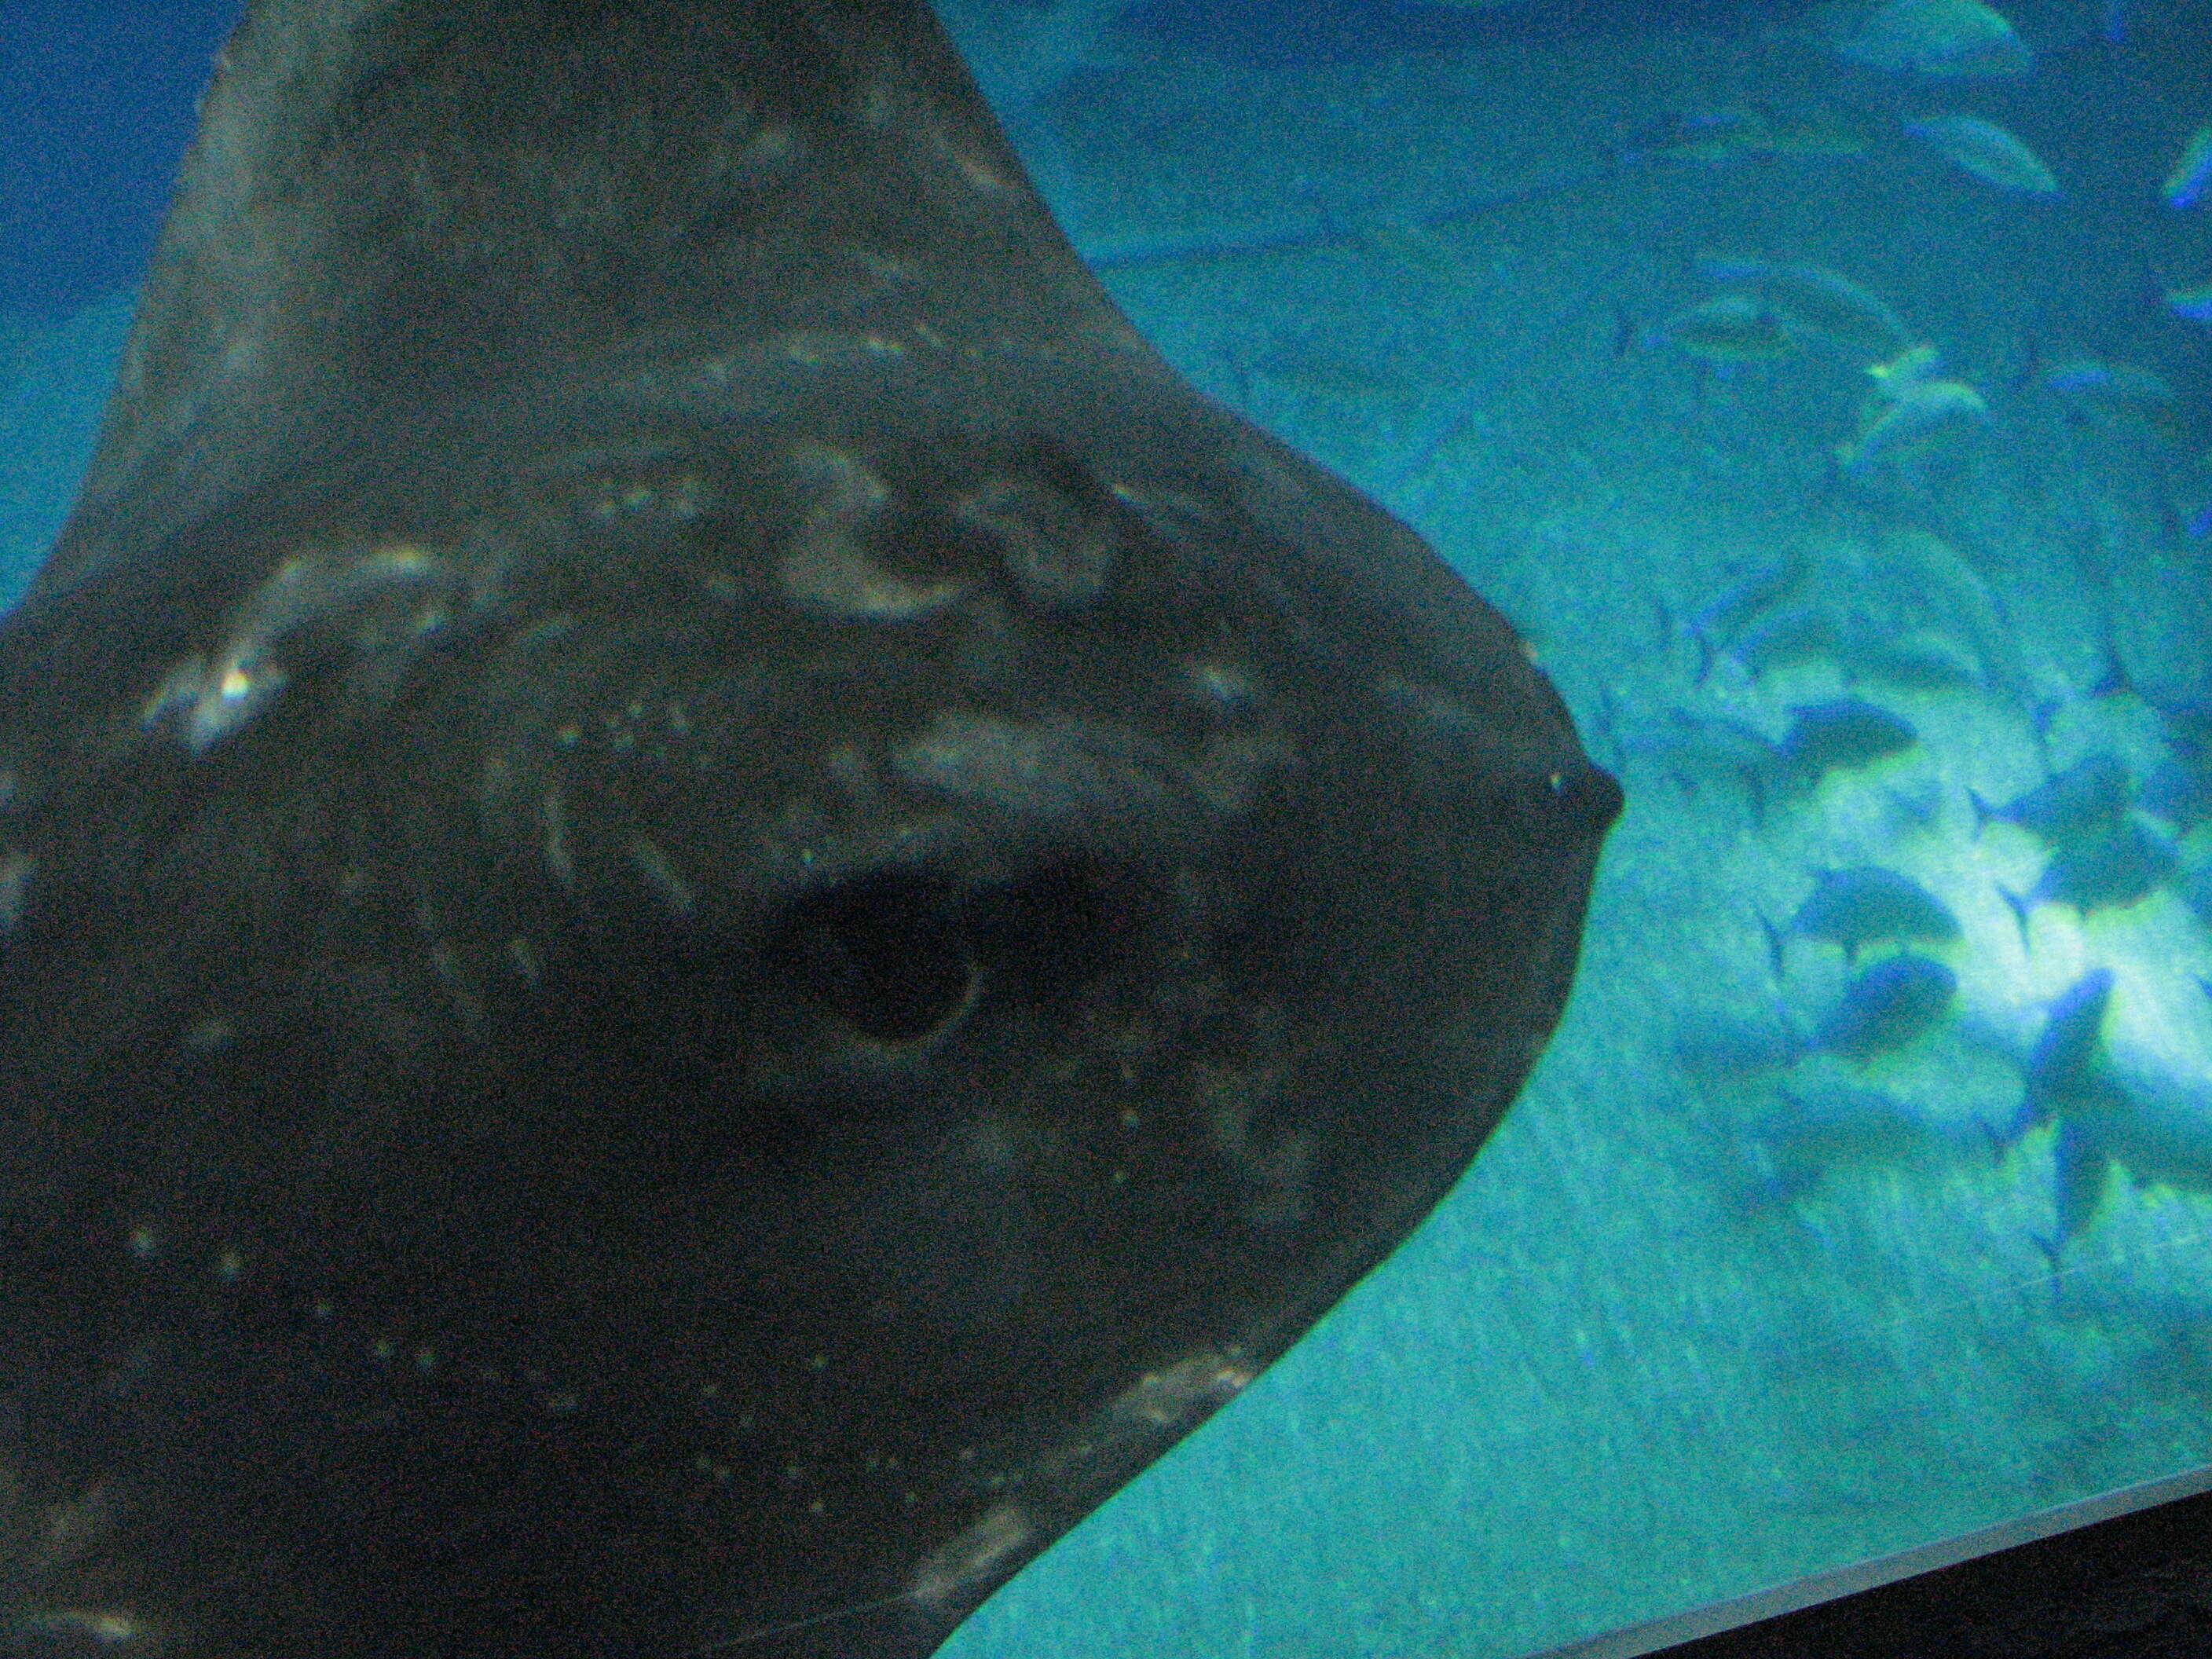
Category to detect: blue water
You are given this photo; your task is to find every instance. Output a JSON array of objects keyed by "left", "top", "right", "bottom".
[{"left": 5, "top": 1, "right": 2210, "bottom": 1654}]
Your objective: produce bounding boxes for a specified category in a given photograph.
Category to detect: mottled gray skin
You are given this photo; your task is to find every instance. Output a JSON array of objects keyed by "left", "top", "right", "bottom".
[{"left": 0, "top": 2, "right": 1618, "bottom": 1655}]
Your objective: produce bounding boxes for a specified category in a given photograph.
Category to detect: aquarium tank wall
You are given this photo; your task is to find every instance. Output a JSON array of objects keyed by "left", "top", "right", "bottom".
[{"left": 2, "top": 0, "right": 2209, "bottom": 1653}]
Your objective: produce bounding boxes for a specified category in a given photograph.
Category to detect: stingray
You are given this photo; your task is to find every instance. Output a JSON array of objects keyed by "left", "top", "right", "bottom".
[{"left": 0, "top": 2, "right": 1619, "bottom": 1654}]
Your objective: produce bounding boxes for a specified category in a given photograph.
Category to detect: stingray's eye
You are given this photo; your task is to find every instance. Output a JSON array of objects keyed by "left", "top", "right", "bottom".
[
  {"left": 958, "top": 856, "right": 1119, "bottom": 1002},
  {"left": 778, "top": 873, "right": 973, "bottom": 1043}
]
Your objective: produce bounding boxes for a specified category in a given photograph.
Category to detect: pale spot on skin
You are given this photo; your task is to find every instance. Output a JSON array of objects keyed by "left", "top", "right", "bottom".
[
  {"left": 139, "top": 543, "right": 449, "bottom": 753},
  {"left": 541, "top": 785, "right": 575, "bottom": 888},
  {"left": 1185, "top": 659, "right": 1257, "bottom": 707},
  {"left": 628, "top": 837, "right": 698, "bottom": 918},
  {"left": 1108, "top": 1350, "right": 1256, "bottom": 1429},
  {"left": 907, "top": 1502, "right": 1032, "bottom": 1608},
  {"left": 778, "top": 444, "right": 964, "bottom": 621}
]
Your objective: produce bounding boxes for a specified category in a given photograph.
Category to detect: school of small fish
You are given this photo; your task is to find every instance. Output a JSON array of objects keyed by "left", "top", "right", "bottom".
[
  {"left": 1602, "top": 0, "right": 2212, "bottom": 1233},
  {"left": 1617, "top": 500, "right": 2212, "bottom": 1252},
  {"left": 1617, "top": 20, "right": 2212, "bottom": 1263},
  {"left": 1625, "top": 0, "right": 2209, "bottom": 515}
]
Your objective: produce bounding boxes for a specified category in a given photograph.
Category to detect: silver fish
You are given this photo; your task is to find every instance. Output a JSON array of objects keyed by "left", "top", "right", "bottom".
[
  {"left": 1819, "top": 0, "right": 2033, "bottom": 76},
  {"left": 1838, "top": 351, "right": 1991, "bottom": 472},
  {"left": 1694, "top": 255, "right": 1911, "bottom": 358},
  {"left": 1904, "top": 113, "right": 2060, "bottom": 195}
]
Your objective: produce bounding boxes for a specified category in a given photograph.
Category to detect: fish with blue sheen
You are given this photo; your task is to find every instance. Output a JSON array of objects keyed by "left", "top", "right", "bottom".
[
  {"left": 1903, "top": 114, "right": 2060, "bottom": 196},
  {"left": 2142, "top": 755, "right": 2212, "bottom": 832},
  {"left": 0, "top": 2, "right": 1622, "bottom": 1654},
  {"left": 2167, "top": 281, "right": 2212, "bottom": 324},
  {"left": 1833, "top": 626, "right": 1986, "bottom": 692},
  {"left": 1619, "top": 697, "right": 1916, "bottom": 825},
  {"left": 2011, "top": 972, "right": 2212, "bottom": 1244},
  {"left": 1814, "top": 954, "right": 1957, "bottom": 1064},
  {"left": 1646, "top": 293, "right": 1796, "bottom": 365},
  {"left": 1837, "top": 346, "right": 1990, "bottom": 473},
  {"left": 2142, "top": 701, "right": 2212, "bottom": 830},
  {"left": 1617, "top": 705, "right": 1787, "bottom": 818},
  {"left": 1673, "top": 555, "right": 1804, "bottom": 679},
  {"left": 2005, "top": 969, "right": 2122, "bottom": 1243},
  {"left": 2038, "top": 357, "right": 2177, "bottom": 404},
  {"left": 1969, "top": 751, "right": 2131, "bottom": 847},
  {"left": 1708, "top": 602, "right": 1837, "bottom": 683},
  {"left": 1766, "top": 866, "right": 1960, "bottom": 976},
  {"left": 1741, "top": 1075, "right": 1994, "bottom": 1207},
  {"left": 2164, "top": 126, "right": 2212, "bottom": 210},
  {"left": 1818, "top": 0, "right": 2033, "bottom": 76},
  {"left": 1690, "top": 576, "right": 1984, "bottom": 694},
  {"left": 2012, "top": 969, "right": 2122, "bottom": 1139},
  {"left": 2002, "top": 820, "right": 2177, "bottom": 935},
  {"left": 2052, "top": 1089, "right": 2212, "bottom": 1244},
  {"left": 1691, "top": 256, "right": 1910, "bottom": 359},
  {"left": 1776, "top": 698, "right": 1920, "bottom": 785}
]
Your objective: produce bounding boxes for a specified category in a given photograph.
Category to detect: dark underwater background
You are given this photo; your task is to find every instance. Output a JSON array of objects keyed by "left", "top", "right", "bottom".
[{"left": 5, "top": 0, "right": 2211, "bottom": 1652}]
